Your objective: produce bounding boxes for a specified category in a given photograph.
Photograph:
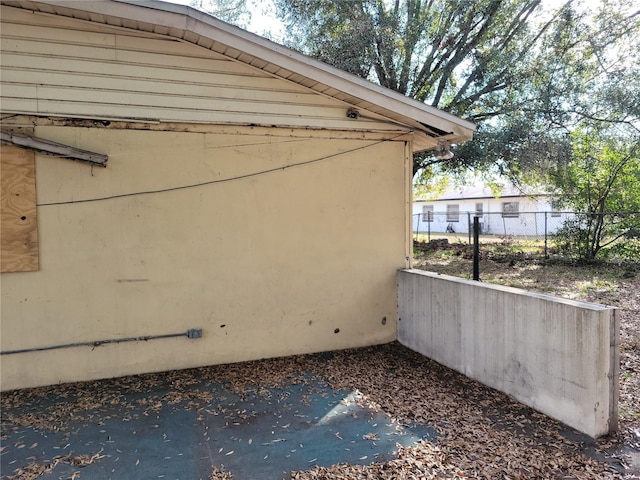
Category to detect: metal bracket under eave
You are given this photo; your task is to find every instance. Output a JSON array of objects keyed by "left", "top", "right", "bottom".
[{"left": 0, "top": 130, "right": 108, "bottom": 167}]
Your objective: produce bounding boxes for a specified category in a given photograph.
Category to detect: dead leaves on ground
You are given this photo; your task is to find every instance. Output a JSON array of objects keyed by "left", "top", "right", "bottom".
[
  {"left": 6, "top": 451, "right": 105, "bottom": 480},
  {"left": 210, "top": 465, "right": 234, "bottom": 480},
  {"left": 1, "top": 342, "right": 636, "bottom": 479},
  {"left": 287, "top": 345, "right": 626, "bottom": 480}
]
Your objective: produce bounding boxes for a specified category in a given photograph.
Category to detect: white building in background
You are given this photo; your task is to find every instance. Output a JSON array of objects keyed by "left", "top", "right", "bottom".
[{"left": 412, "top": 184, "right": 574, "bottom": 236}]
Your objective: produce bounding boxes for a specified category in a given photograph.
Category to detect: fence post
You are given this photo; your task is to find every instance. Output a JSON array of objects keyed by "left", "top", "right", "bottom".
[
  {"left": 467, "top": 212, "right": 472, "bottom": 244},
  {"left": 544, "top": 211, "right": 548, "bottom": 258},
  {"left": 416, "top": 213, "right": 421, "bottom": 242},
  {"left": 473, "top": 216, "right": 480, "bottom": 281}
]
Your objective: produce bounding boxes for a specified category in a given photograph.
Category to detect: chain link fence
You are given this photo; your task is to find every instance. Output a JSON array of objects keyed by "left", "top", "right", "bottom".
[{"left": 413, "top": 211, "right": 640, "bottom": 260}]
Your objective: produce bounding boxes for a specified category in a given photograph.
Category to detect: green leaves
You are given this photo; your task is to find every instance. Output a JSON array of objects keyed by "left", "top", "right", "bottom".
[
  {"left": 270, "top": 0, "right": 639, "bottom": 181},
  {"left": 549, "top": 127, "right": 640, "bottom": 260}
]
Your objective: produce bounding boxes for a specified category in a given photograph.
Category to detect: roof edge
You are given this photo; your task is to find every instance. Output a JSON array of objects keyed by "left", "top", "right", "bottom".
[{"left": 25, "top": 0, "right": 476, "bottom": 142}]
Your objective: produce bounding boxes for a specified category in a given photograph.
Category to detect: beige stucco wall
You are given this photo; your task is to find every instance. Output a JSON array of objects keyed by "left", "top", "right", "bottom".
[{"left": 0, "top": 125, "right": 410, "bottom": 390}]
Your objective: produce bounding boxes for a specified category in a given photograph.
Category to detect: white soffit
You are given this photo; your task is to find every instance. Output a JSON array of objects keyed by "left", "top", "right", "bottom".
[{"left": 0, "top": 0, "right": 476, "bottom": 151}]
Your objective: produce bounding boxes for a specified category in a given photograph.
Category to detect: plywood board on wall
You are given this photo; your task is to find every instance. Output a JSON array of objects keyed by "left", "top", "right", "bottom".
[{"left": 1, "top": 144, "right": 39, "bottom": 272}]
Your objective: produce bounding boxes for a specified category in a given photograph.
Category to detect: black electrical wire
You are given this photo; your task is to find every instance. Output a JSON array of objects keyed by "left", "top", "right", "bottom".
[{"left": 37, "top": 133, "right": 410, "bottom": 207}]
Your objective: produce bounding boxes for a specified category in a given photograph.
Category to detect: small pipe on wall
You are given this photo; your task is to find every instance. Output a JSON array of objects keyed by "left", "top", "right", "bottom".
[
  {"left": 0, "top": 329, "right": 203, "bottom": 355},
  {"left": 1, "top": 130, "right": 109, "bottom": 167}
]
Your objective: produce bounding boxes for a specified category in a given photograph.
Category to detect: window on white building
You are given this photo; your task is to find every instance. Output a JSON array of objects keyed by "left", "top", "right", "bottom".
[
  {"left": 502, "top": 201, "right": 519, "bottom": 218},
  {"left": 422, "top": 205, "right": 434, "bottom": 222},
  {"left": 447, "top": 204, "right": 459, "bottom": 222}
]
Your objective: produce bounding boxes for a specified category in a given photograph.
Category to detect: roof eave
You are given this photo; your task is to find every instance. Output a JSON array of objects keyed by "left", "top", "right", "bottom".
[{"left": 2, "top": 0, "right": 476, "bottom": 149}]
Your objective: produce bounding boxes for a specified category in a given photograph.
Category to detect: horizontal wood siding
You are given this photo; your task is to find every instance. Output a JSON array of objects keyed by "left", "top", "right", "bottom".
[{"left": 0, "top": 6, "right": 402, "bottom": 132}]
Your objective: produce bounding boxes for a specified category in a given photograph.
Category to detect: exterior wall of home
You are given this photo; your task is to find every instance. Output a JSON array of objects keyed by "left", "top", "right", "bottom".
[
  {"left": 0, "top": 125, "right": 409, "bottom": 390},
  {"left": 412, "top": 197, "right": 573, "bottom": 236},
  {"left": 0, "top": 6, "right": 401, "bottom": 133}
]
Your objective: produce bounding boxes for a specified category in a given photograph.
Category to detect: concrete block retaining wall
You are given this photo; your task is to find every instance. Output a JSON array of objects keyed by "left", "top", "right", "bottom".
[{"left": 397, "top": 269, "right": 619, "bottom": 438}]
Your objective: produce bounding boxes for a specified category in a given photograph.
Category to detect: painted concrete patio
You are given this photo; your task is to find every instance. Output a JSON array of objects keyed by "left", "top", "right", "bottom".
[
  {"left": 1, "top": 350, "right": 434, "bottom": 480},
  {"left": 0, "top": 343, "right": 627, "bottom": 479}
]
